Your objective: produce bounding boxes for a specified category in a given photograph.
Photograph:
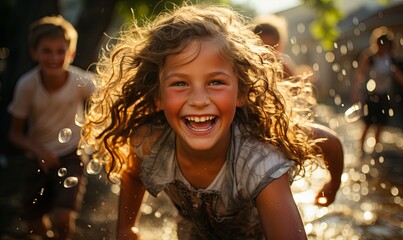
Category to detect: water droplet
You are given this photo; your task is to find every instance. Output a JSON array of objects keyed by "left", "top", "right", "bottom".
[
  {"left": 141, "top": 204, "right": 153, "bottom": 215},
  {"left": 390, "top": 186, "right": 399, "bottom": 196},
  {"left": 63, "top": 176, "right": 78, "bottom": 188},
  {"left": 109, "top": 173, "right": 121, "bottom": 185},
  {"left": 58, "top": 168, "right": 67, "bottom": 177},
  {"left": 366, "top": 79, "right": 376, "bottom": 92},
  {"left": 83, "top": 145, "right": 94, "bottom": 155},
  {"left": 86, "top": 159, "right": 102, "bottom": 175},
  {"left": 131, "top": 227, "right": 139, "bottom": 234},
  {"left": 111, "top": 184, "right": 120, "bottom": 194},
  {"left": 75, "top": 113, "right": 84, "bottom": 127},
  {"left": 345, "top": 103, "right": 363, "bottom": 123},
  {"left": 58, "top": 128, "right": 72, "bottom": 143},
  {"left": 46, "top": 230, "right": 55, "bottom": 238},
  {"left": 317, "top": 194, "right": 328, "bottom": 205}
]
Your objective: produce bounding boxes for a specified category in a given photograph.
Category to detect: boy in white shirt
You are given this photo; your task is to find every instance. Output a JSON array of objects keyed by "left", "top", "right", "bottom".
[{"left": 8, "top": 15, "right": 94, "bottom": 240}]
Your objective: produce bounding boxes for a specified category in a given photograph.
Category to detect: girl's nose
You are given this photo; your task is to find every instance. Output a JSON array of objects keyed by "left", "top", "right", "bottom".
[{"left": 188, "top": 86, "right": 210, "bottom": 107}]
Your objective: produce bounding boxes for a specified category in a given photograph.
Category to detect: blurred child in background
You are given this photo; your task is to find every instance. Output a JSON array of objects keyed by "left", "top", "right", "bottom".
[
  {"left": 253, "top": 13, "right": 344, "bottom": 206},
  {"left": 8, "top": 15, "right": 94, "bottom": 240}
]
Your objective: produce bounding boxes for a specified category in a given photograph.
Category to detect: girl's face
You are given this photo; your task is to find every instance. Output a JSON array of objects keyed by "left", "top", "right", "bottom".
[
  {"left": 30, "top": 37, "right": 74, "bottom": 78},
  {"left": 158, "top": 39, "right": 243, "bottom": 152}
]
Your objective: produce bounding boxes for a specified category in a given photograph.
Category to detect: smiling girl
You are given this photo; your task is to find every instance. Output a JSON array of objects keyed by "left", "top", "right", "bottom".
[{"left": 82, "top": 4, "right": 322, "bottom": 240}]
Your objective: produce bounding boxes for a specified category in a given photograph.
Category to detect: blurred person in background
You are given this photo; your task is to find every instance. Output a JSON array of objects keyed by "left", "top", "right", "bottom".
[
  {"left": 252, "top": 14, "right": 344, "bottom": 207},
  {"left": 7, "top": 15, "right": 94, "bottom": 240},
  {"left": 352, "top": 26, "right": 403, "bottom": 153}
]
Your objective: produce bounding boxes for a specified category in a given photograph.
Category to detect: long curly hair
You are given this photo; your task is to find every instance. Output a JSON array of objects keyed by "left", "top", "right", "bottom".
[{"left": 81, "top": 4, "right": 321, "bottom": 180}]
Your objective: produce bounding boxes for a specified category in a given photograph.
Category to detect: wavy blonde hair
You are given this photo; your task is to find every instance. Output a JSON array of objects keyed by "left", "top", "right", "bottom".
[{"left": 81, "top": 4, "right": 320, "bottom": 180}]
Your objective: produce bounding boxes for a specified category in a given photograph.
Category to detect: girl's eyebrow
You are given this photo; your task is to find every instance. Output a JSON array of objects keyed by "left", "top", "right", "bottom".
[
  {"left": 206, "top": 71, "right": 233, "bottom": 78},
  {"left": 163, "top": 70, "right": 234, "bottom": 80}
]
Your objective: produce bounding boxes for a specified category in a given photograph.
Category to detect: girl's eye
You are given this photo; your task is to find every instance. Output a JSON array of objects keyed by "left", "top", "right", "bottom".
[
  {"left": 171, "top": 81, "right": 187, "bottom": 87},
  {"left": 209, "top": 80, "right": 225, "bottom": 86}
]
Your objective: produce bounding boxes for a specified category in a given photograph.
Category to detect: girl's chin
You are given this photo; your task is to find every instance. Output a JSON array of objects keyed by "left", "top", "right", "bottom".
[
  {"left": 179, "top": 131, "right": 224, "bottom": 152},
  {"left": 181, "top": 139, "right": 217, "bottom": 151}
]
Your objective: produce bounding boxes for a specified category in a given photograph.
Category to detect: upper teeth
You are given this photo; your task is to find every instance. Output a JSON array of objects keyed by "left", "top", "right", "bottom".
[{"left": 186, "top": 116, "right": 214, "bottom": 122}]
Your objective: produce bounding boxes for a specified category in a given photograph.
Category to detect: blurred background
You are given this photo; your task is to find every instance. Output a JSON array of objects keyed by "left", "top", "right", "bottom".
[{"left": 1, "top": 0, "right": 402, "bottom": 239}]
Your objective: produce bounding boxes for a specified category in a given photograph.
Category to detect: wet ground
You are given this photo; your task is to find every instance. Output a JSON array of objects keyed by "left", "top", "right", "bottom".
[{"left": 1, "top": 104, "right": 402, "bottom": 240}]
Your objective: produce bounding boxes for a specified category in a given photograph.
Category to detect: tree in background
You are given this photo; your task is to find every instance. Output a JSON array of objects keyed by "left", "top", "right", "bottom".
[{"left": 303, "top": 0, "right": 392, "bottom": 50}]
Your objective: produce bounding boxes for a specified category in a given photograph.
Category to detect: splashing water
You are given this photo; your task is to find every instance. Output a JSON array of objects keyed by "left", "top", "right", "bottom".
[
  {"left": 87, "top": 159, "right": 103, "bottom": 175},
  {"left": 109, "top": 173, "right": 121, "bottom": 185},
  {"left": 63, "top": 176, "right": 79, "bottom": 188},
  {"left": 344, "top": 103, "right": 363, "bottom": 123},
  {"left": 58, "top": 168, "right": 67, "bottom": 177},
  {"left": 75, "top": 113, "right": 85, "bottom": 127},
  {"left": 58, "top": 128, "right": 72, "bottom": 143}
]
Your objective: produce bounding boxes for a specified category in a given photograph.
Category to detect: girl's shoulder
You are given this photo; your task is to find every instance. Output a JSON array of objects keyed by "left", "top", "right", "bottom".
[
  {"left": 131, "top": 124, "right": 171, "bottom": 159},
  {"left": 230, "top": 125, "right": 294, "bottom": 201},
  {"left": 232, "top": 125, "right": 291, "bottom": 169}
]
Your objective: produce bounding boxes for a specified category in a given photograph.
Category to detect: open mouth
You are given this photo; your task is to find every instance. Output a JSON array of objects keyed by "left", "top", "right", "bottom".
[{"left": 184, "top": 115, "right": 216, "bottom": 132}]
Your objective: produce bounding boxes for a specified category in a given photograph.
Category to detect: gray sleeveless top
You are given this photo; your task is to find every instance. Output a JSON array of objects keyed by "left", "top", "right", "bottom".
[{"left": 139, "top": 124, "right": 293, "bottom": 240}]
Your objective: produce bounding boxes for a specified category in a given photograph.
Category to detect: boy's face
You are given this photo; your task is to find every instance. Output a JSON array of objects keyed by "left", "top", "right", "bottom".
[
  {"left": 30, "top": 37, "right": 74, "bottom": 77},
  {"left": 158, "top": 39, "right": 243, "bottom": 152}
]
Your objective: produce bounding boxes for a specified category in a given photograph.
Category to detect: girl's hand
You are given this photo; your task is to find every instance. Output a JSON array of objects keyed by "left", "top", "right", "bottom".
[
  {"left": 314, "top": 180, "right": 340, "bottom": 207},
  {"left": 309, "top": 124, "right": 344, "bottom": 207}
]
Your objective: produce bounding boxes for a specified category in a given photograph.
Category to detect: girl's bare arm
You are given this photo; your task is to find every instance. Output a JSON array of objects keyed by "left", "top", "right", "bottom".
[
  {"left": 312, "top": 125, "right": 344, "bottom": 206},
  {"left": 256, "top": 173, "right": 307, "bottom": 240},
  {"left": 303, "top": 122, "right": 344, "bottom": 206},
  {"left": 116, "top": 154, "right": 145, "bottom": 240}
]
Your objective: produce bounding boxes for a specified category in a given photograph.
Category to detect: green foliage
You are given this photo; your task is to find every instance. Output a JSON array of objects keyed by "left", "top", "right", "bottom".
[
  {"left": 377, "top": 0, "right": 390, "bottom": 4},
  {"left": 303, "top": 0, "right": 391, "bottom": 50},
  {"left": 303, "top": 0, "right": 343, "bottom": 50}
]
